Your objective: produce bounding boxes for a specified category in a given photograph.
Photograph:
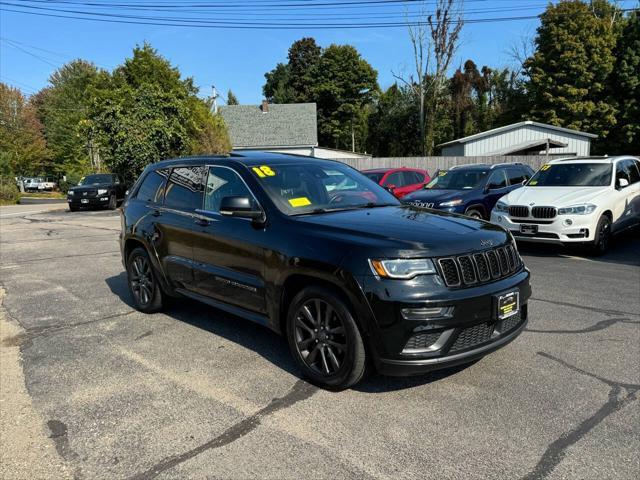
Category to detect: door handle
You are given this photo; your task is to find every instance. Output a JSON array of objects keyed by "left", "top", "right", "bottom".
[{"left": 151, "top": 209, "right": 161, "bottom": 217}]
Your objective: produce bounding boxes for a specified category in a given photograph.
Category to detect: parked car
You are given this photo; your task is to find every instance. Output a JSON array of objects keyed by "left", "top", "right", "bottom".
[
  {"left": 67, "top": 173, "right": 127, "bottom": 211},
  {"left": 120, "top": 152, "right": 531, "bottom": 389},
  {"left": 491, "top": 156, "right": 640, "bottom": 254},
  {"left": 362, "top": 167, "right": 430, "bottom": 199},
  {"left": 403, "top": 163, "right": 534, "bottom": 219},
  {"left": 23, "top": 177, "right": 43, "bottom": 192},
  {"left": 37, "top": 177, "right": 57, "bottom": 191}
]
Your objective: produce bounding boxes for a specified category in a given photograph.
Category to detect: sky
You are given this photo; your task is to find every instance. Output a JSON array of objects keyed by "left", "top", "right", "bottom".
[{"left": 0, "top": 1, "right": 637, "bottom": 104}]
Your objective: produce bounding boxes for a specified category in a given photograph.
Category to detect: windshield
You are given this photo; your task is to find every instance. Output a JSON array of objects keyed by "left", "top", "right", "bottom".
[
  {"left": 250, "top": 162, "right": 400, "bottom": 215},
  {"left": 528, "top": 163, "right": 612, "bottom": 187},
  {"left": 363, "top": 172, "right": 385, "bottom": 184},
  {"left": 425, "top": 169, "right": 488, "bottom": 190},
  {"left": 79, "top": 174, "right": 114, "bottom": 185}
]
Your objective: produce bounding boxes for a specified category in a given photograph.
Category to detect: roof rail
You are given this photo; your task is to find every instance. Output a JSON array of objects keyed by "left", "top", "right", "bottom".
[
  {"left": 550, "top": 156, "right": 611, "bottom": 162},
  {"left": 450, "top": 163, "right": 490, "bottom": 170},
  {"left": 489, "top": 162, "right": 525, "bottom": 169}
]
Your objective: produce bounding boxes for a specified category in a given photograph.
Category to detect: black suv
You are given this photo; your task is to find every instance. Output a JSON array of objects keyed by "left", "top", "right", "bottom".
[
  {"left": 67, "top": 173, "right": 127, "bottom": 211},
  {"left": 120, "top": 152, "right": 531, "bottom": 389},
  {"left": 404, "top": 163, "right": 534, "bottom": 219}
]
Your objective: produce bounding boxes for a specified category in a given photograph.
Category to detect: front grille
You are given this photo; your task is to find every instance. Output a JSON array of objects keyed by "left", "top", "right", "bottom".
[
  {"left": 438, "top": 258, "right": 460, "bottom": 286},
  {"left": 449, "top": 323, "right": 495, "bottom": 353},
  {"left": 497, "top": 313, "right": 523, "bottom": 334},
  {"left": 509, "top": 206, "right": 529, "bottom": 217},
  {"left": 403, "top": 332, "right": 441, "bottom": 352},
  {"left": 457, "top": 256, "right": 477, "bottom": 284},
  {"left": 532, "top": 206, "right": 556, "bottom": 219},
  {"left": 437, "top": 243, "right": 522, "bottom": 288}
]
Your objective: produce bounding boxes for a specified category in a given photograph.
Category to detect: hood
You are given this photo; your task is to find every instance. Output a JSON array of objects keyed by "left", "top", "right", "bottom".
[
  {"left": 293, "top": 205, "right": 510, "bottom": 257},
  {"left": 69, "top": 183, "right": 112, "bottom": 191},
  {"left": 503, "top": 186, "right": 610, "bottom": 207},
  {"left": 403, "top": 188, "right": 475, "bottom": 204}
]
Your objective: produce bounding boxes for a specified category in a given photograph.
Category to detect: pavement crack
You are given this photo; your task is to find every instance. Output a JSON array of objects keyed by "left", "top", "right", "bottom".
[
  {"left": 522, "top": 352, "right": 639, "bottom": 480},
  {"left": 127, "top": 380, "right": 318, "bottom": 480},
  {"left": 526, "top": 317, "right": 639, "bottom": 335},
  {"left": 529, "top": 297, "right": 640, "bottom": 317},
  {"left": 0, "top": 250, "right": 119, "bottom": 266}
]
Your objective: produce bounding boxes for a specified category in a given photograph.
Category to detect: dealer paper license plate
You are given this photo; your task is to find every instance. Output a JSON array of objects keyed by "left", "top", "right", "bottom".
[{"left": 497, "top": 291, "right": 519, "bottom": 320}]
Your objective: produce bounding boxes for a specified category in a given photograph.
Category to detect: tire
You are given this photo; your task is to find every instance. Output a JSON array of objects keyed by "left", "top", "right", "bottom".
[
  {"left": 465, "top": 208, "right": 484, "bottom": 220},
  {"left": 126, "top": 247, "right": 165, "bottom": 313},
  {"left": 587, "top": 215, "right": 612, "bottom": 256},
  {"left": 69, "top": 204, "right": 78, "bottom": 212},
  {"left": 108, "top": 194, "right": 117, "bottom": 210},
  {"left": 286, "top": 286, "right": 367, "bottom": 390}
]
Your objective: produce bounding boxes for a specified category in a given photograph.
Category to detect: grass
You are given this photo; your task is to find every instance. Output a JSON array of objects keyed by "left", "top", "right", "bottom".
[{"left": 20, "top": 191, "right": 66, "bottom": 199}]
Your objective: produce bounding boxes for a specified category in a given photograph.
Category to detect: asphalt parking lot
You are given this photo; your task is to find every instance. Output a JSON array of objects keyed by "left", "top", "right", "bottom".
[{"left": 1, "top": 206, "right": 639, "bottom": 480}]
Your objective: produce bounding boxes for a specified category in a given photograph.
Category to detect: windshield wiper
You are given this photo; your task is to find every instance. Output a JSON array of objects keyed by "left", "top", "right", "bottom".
[{"left": 355, "top": 202, "right": 396, "bottom": 209}]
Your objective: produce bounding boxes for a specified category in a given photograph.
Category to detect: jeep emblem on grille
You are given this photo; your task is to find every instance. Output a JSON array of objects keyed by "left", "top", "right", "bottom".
[{"left": 480, "top": 239, "right": 494, "bottom": 248}]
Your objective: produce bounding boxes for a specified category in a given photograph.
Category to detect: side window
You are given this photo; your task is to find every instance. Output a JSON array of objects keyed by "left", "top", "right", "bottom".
[
  {"left": 384, "top": 171, "right": 404, "bottom": 187},
  {"left": 135, "top": 169, "right": 168, "bottom": 204},
  {"left": 625, "top": 160, "right": 640, "bottom": 185},
  {"left": 204, "top": 167, "right": 254, "bottom": 213},
  {"left": 164, "top": 167, "right": 205, "bottom": 212},
  {"left": 405, "top": 171, "right": 423, "bottom": 185},
  {"left": 615, "top": 161, "right": 633, "bottom": 186},
  {"left": 507, "top": 168, "right": 526, "bottom": 185},
  {"left": 487, "top": 170, "right": 508, "bottom": 189}
]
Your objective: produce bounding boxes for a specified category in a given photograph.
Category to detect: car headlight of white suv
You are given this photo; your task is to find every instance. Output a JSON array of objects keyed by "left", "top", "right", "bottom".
[
  {"left": 97, "top": 189, "right": 108, "bottom": 195},
  {"left": 494, "top": 201, "right": 508, "bottom": 213},
  {"left": 557, "top": 204, "right": 597, "bottom": 215}
]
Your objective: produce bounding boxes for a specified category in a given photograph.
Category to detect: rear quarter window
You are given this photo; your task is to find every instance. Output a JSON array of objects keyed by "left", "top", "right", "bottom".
[{"left": 135, "top": 169, "right": 169, "bottom": 204}]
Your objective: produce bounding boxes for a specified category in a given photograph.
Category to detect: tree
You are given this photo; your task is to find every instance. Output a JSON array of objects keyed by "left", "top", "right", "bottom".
[
  {"left": 226, "top": 89, "right": 239, "bottom": 105},
  {"left": 312, "top": 44, "right": 378, "bottom": 150},
  {"left": 287, "top": 37, "right": 322, "bottom": 102},
  {"left": 263, "top": 63, "right": 295, "bottom": 103},
  {"left": 611, "top": 11, "right": 640, "bottom": 152},
  {"left": 90, "top": 43, "right": 229, "bottom": 181},
  {"left": 524, "top": 0, "right": 621, "bottom": 148},
  {"left": 35, "top": 60, "right": 100, "bottom": 176},
  {"left": 0, "top": 83, "right": 48, "bottom": 178},
  {"left": 367, "top": 84, "right": 420, "bottom": 156},
  {"left": 395, "top": 0, "right": 463, "bottom": 155}
]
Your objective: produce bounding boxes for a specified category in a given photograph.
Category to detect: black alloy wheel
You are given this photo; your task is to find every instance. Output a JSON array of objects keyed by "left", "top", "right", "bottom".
[
  {"left": 127, "top": 247, "right": 164, "bottom": 312},
  {"left": 294, "top": 298, "right": 348, "bottom": 376},
  {"left": 465, "top": 208, "right": 484, "bottom": 220},
  {"left": 287, "top": 286, "right": 367, "bottom": 390},
  {"left": 589, "top": 215, "right": 611, "bottom": 255}
]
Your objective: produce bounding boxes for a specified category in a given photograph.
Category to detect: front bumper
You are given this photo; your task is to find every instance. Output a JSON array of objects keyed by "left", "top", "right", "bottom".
[
  {"left": 490, "top": 212, "right": 597, "bottom": 243},
  {"left": 357, "top": 268, "right": 531, "bottom": 376},
  {"left": 68, "top": 196, "right": 110, "bottom": 207}
]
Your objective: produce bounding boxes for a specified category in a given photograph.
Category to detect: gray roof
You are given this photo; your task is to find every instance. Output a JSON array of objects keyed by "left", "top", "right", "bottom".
[
  {"left": 438, "top": 120, "right": 598, "bottom": 148},
  {"left": 220, "top": 103, "right": 318, "bottom": 149}
]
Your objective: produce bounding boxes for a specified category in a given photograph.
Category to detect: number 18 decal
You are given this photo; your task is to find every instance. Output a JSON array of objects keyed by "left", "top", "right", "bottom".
[{"left": 252, "top": 166, "right": 276, "bottom": 178}]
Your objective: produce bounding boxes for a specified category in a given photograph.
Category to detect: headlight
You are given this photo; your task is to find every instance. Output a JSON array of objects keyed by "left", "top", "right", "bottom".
[
  {"left": 439, "top": 199, "right": 463, "bottom": 207},
  {"left": 494, "top": 201, "right": 508, "bottom": 212},
  {"left": 68, "top": 190, "right": 74, "bottom": 196},
  {"left": 369, "top": 258, "right": 436, "bottom": 279},
  {"left": 558, "top": 204, "right": 597, "bottom": 215},
  {"left": 97, "top": 189, "right": 108, "bottom": 195}
]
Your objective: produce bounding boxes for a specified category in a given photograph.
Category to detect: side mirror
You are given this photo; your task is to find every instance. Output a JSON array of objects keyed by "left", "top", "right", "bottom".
[
  {"left": 618, "top": 178, "right": 629, "bottom": 188},
  {"left": 220, "top": 196, "right": 265, "bottom": 222}
]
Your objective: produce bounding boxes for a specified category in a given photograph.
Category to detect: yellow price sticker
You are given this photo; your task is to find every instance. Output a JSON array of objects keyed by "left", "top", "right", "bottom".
[
  {"left": 439, "top": 171, "right": 447, "bottom": 176},
  {"left": 288, "top": 197, "right": 311, "bottom": 207},
  {"left": 252, "top": 166, "right": 276, "bottom": 178},
  {"left": 530, "top": 180, "right": 538, "bottom": 185},
  {"left": 540, "top": 164, "right": 551, "bottom": 171}
]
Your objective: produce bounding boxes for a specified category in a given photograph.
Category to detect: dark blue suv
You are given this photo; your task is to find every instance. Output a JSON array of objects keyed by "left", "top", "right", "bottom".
[{"left": 403, "top": 163, "right": 534, "bottom": 219}]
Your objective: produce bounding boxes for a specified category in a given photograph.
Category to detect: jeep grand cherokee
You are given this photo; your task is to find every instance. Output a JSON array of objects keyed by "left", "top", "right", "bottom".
[{"left": 120, "top": 152, "right": 531, "bottom": 389}]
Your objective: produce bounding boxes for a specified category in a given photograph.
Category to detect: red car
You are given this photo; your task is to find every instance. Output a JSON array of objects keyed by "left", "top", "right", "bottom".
[{"left": 362, "top": 167, "right": 431, "bottom": 199}]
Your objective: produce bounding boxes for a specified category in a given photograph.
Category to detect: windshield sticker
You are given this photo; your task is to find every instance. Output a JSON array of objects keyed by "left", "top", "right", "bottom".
[
  {"left": 288, "top": 197, "right": 311, "bottom": 207},
  {"left": 540, "top": 164, "right": 551, "bottom": 171},
  {"left": 529, "top": 180, "right": 538, "bottom": 185},
  {"left": 252, "top": 166, "right": 276, "bottom": 178},
  {"left": 439, "top": 171, "right": 447, "bottom": 176}
]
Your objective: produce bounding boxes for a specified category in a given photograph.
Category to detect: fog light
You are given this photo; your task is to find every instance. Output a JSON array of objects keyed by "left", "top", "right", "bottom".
[
  {"left": 401, "top": 306, "right": 454, "bottom": 321},
  {"left": 100, "top": 197, "right": 108, "bottom": 201},
  {"left": 563, "top": 219, "right": 573, "bottom": 226}
]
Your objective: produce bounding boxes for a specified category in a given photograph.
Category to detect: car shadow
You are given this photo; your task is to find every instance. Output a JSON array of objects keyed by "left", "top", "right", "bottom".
[
  {"left": 105, "top": 272, "right": 471, "bottom": 392},
  {"left": 517, "top": 226, "right": 640, "bottom": 267}
]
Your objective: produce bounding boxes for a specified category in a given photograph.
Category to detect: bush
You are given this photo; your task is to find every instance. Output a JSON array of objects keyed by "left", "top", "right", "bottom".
[{"left": 0, "top": 177, "right": 20, "bottom": 205}]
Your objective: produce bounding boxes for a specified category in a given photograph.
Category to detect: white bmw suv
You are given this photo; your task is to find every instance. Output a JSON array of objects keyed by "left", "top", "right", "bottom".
[{"left": 491, "top": 156, "right": 640, "bottom": 254}]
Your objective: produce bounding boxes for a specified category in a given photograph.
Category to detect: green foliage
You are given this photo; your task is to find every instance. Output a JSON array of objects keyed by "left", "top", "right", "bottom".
[
  {"left": 287, "top": 38, "right": 322, "bottom": 103},
  {"left": 525, "top": 0, "right": 620, "bottom": 146},
  {"left": 0, "top": 176, "right": 20, "bottom": 205},
  {"left": 35, "top": 60, "right": 100, "bottom": 176},
  {"left": 89, "top": 43, "right": 230, "bottom": 181},
  {"left": 226, "top": 89, "right": 239, "bottom": 105},
  {"left": 0, "top": 83, "right": 48, "bottom": 177},
  {"left": 611, "top": 11, "right": 640, "bottom": 152},
  {"left": 263, "top": 63, "right": 295, "bottom": 103}
]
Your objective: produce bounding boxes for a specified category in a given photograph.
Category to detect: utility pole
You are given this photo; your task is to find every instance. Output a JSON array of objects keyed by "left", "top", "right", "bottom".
[{"left": 211, "top": 85, "right": 219, "bottom": 114}]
